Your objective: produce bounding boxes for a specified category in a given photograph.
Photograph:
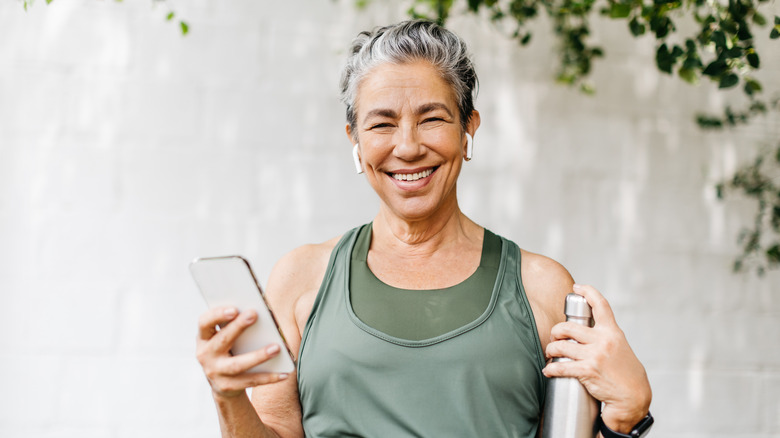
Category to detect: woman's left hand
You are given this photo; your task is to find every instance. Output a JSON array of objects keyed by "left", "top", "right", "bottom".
[{"left": 542, "top": 284, "right": 652, "bottom": 433}]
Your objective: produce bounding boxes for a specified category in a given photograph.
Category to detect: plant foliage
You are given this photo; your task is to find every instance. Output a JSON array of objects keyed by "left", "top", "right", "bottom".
[{"left": 379, "top": 0, "right": 780, "bottom": 273}]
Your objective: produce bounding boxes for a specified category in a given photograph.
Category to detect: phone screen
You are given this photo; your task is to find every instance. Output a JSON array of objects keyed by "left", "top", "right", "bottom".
[{"left": 189, "top": 256, "right": 296, "bottom": 374}]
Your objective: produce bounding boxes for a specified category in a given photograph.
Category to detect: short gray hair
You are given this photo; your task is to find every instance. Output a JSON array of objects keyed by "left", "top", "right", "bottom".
[{"left": 340, "top": 20, "right": 478, "bottom": 140}]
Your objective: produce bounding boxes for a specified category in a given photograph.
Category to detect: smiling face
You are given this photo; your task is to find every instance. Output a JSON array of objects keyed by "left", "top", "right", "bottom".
[{"left": 347, "top": 60, "right": 479, "bottom": 223}]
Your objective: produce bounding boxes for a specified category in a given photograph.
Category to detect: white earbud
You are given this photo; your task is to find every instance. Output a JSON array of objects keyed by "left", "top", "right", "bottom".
[
  {"left": 465, "top": 133, "right": 473, "bottom": 161},
  {"left": 352, "top": 144, "right": 364, "bottom": 174}
]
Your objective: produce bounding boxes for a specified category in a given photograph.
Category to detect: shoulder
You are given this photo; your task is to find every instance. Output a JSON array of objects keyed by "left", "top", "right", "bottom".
[
  {"left": 265, "top": 236, "right": 342, "bottom": 348},
  {"left": 519, "top": 249, "right": 575, "bottom": 346}
]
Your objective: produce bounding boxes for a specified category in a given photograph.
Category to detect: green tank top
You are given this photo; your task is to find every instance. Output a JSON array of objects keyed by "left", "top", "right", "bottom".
[
  {"left": 298, "top": 225, "right": 547, "bottom": 438},
  {"left": 350, "top": 223, "right": 501, "bottom": 341}
]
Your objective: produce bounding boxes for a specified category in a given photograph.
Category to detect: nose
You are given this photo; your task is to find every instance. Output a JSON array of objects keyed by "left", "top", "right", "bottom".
[{"left": 392, "top": 125, "right": 425, "bottom": 161}]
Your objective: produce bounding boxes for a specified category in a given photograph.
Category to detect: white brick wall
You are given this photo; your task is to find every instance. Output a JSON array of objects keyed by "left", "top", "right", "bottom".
[{"left": 1, "top": 0, "right": 778, "bottom": 436}]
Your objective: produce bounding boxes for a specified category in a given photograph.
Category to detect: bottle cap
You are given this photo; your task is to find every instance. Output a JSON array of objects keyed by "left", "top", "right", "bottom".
[{"left": 564, "top": 293, "right": 593, "bottom": 320}]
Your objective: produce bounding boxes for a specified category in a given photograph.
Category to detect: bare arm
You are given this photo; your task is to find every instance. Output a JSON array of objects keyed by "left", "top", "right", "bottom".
[
  {"left": 195, "top": 239, "right": 337, "bottom": 438},
  {"left": 249, "top": 240, "right": 338, "bottom": 437},
  {"left": 521, "top": 251, "right": 652, "bottom": 435}
]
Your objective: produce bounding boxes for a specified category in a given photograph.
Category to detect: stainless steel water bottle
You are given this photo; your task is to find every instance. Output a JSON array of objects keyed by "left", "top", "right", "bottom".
[{"left": 540, "top": 293, "right": 600, "bottom": 438}]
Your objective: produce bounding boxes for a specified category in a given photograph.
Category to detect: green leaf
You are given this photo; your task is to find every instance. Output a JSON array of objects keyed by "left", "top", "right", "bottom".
[
  {"left": 772, "top": 27, "right": 780, "bottom": 39},
  {"left": 520, "top": 33, "right": 532, "bottom": 45},
  {"left": 180, "top": 21, "right": 189, "bottom": 35},
  {"left": 702, "top": 59, "right": 727, "bottom": 76},
  {"left": 696, "top": 114, "right": 724, "bottom": 129},
  {"left": 719, "top": 73, "right": 739, "bottom": 89},
  {"left": 679, "top": 67, "right": 698, "bottom": 84},
  {"left": 656, "top": 44, "right": 675, "bottom": 74},
  {"left": 711, "top": 30, "right": 726, "bottom": 47},
  {"left": 629, "top": 17, "right": 645, "bottom": 36},
  {"left": 737, "top": 24, "right": 752, "bottom": 41},
  {"left": 775, "top": 15, "right": 780, "bottom": 25},
  {"left": 744, "top": 78, "right": 762, "bottom": 95},
  {"left": 767, "top": 244, "right": 780, "bottom": 264},
  {"left": 747, "top": 52, "right": 760, "bottom": 69},
  {"left": 609, "top": 3, "right": 631, "bottom": 18},
  {"left": 752, "top": 12, "right": 766, "bottom": 26},
  {"left": 167, "top": 12, "right": 175, "bottom": 21}
]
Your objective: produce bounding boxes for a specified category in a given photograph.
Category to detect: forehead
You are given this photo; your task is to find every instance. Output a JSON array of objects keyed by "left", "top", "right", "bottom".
[{"left": 355, "top": 60, "right": 458, "bottom": 115}]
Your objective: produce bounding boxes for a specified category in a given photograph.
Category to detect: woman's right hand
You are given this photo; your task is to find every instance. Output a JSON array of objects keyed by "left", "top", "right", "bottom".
[{"left": 196, "top": 307, "right": 290, "bottom": 398}]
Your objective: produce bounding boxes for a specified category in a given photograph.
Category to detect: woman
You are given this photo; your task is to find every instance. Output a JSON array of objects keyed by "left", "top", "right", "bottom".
[{"left": 196, "top": 20, "right": 652, "bottom": 438}]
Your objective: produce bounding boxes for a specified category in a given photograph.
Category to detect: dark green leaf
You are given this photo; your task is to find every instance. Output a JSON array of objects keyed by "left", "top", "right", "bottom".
[
  {"left": 520, "top": 32, "right": 532, "bottom": 45},
  {"left": 737, "top": 24, "right": 752, "bottom": 41},
  {"left": 656, "top": 44, "right": 675, "bottom": 74},
  {"left": 744, "top": 78, "right": 762, "bottom": 95},
  {"left": 772, "top": 27, "right": 780, "bottom": 39},
  {"left": 752, "top": 13, "right": 766, "bottom": 26},
  {"left": 711, "top": 30, "right": 726, "bottom": 47},
  {"left": 719, "top": 73, "right": 739, "bottom": 88},
  {"left": 715, "top": 183, "right": 724, "bottom": 199},
  {"left": 702, "top": 59, "right": 727, "bottom": 76},
  {"left": 721, "top": 19, "right": 738, "bottom": 34},
  {"left": 696, "top": 114, "right": 724, "bottom": 129},
  {"left": 767, "top": 245, "right": 780, "bottom": 263},
  {"left": 629, "top": 17, "right": 646, "bottom": 36},
  {"left": 723, "top": 46, "right": 743, "bottom": 58},
  {"left": 747, "top": 52, "right": 760, "bottom": 68},
  {"left": 775, "top": 15, "right": 780, "bottom": 25},
  {"left": 180, "top": 21, "right": 189, "bottom": 35},
  {"left": 682, "top": 56, "right": 702, "bottom": 70}
]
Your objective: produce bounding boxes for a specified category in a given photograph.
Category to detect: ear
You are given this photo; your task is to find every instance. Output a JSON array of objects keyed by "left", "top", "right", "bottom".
[
  {"left": 345, "top": 123, "right": 356, "bottom": 146},
  {"left": 463, "top": 110, "right": 481, "bottom": 157},
  {"left": 466, "top": 110, "right": 481, "bottom": 139}
]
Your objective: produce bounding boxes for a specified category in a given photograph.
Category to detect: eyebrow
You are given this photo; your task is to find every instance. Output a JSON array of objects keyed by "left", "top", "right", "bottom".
[{"left": 362, "top": 102, "right": 454, "bottom": 124}]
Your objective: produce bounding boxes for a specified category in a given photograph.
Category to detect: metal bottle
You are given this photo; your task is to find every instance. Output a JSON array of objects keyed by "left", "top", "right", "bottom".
[{"left": 540, "top": 293, "right": 600, "bottom": 438}]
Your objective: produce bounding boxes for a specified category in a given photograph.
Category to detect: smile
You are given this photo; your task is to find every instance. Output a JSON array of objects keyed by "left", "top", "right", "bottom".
[{"left": 390, "top": 168, "right": 435, "bottom": 182}]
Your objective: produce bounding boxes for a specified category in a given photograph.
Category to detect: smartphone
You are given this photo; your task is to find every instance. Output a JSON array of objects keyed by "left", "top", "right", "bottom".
[{"left": 189, "top": 255, "right": 296, "bottom": 374}]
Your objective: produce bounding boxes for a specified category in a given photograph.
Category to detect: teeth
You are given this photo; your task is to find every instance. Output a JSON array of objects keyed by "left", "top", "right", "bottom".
[{"left": 392, "top": 168, "right": 433, "bottom": 182}]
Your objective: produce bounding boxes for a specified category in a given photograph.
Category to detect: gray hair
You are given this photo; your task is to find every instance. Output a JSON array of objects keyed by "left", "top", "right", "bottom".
[{"left": 340, "top": 20, "right": 478, "bottom": 140}]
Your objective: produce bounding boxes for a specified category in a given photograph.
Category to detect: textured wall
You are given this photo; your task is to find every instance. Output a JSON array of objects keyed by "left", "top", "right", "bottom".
[{"left": 1, "top": 0, "right": 779, "bottom": 436}]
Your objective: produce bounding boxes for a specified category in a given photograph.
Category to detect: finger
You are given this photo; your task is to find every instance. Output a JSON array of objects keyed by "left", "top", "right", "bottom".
[
  {"left": 550, "top": 321, "right": 596, "bottom": 344},
  {"left": 209, "top": 309, "right": 259, "bottom": 354},
  {"left": 572, "top": 284, "right": 616, "bottom": 327},
  {"left": 212, "top": 371, "right": 291, "bottom": 396},
  {"left": 198, "top": 307, "right": 239, "bottom": 341},
  {"left": 217, "top": 344, "right": 284, "bottom": 376},
  {"left": 542, "top": 356, "right": 599, "bottom": 380},
  {"left": 545, "top": 339, "right": 588, "bottom": 361}
]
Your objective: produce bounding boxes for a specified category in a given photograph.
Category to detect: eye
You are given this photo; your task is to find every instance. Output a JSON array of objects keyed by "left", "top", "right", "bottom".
[
  {"left": 422, "top": 117, "right": 445, "bottom": 124},
  {"left": 369, "top": 122, "right": 394, "bottom": 130}
]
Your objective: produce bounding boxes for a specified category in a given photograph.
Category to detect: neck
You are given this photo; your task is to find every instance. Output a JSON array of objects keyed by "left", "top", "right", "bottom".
[{"left": 372, "top": 197, "right": 479, "bottom": 256}]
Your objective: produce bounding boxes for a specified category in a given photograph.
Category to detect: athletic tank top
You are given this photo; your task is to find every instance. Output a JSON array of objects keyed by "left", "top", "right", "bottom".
[
  {"left": 297, "top": 225, "right": 546, "bottom": 438},
  {"left": 350, "top": 222, "right": 500, "bottom": 340}
]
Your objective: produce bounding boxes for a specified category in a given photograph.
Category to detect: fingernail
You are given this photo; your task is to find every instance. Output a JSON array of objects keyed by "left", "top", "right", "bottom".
[
  {"left": 266, "top": 344, "right": 280, "bottom": 355},
  {"left": 278, "top": 373, "right": 289, "bottom": 380},
  {"left": 244, "top": 311, "right": 257, "bottom": 323},
  {"left": 224, "top": 308, "right": 238, "bottom": 318},
  {"left": 573, "top": 284, "right": 583, "bottom": 291}
]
